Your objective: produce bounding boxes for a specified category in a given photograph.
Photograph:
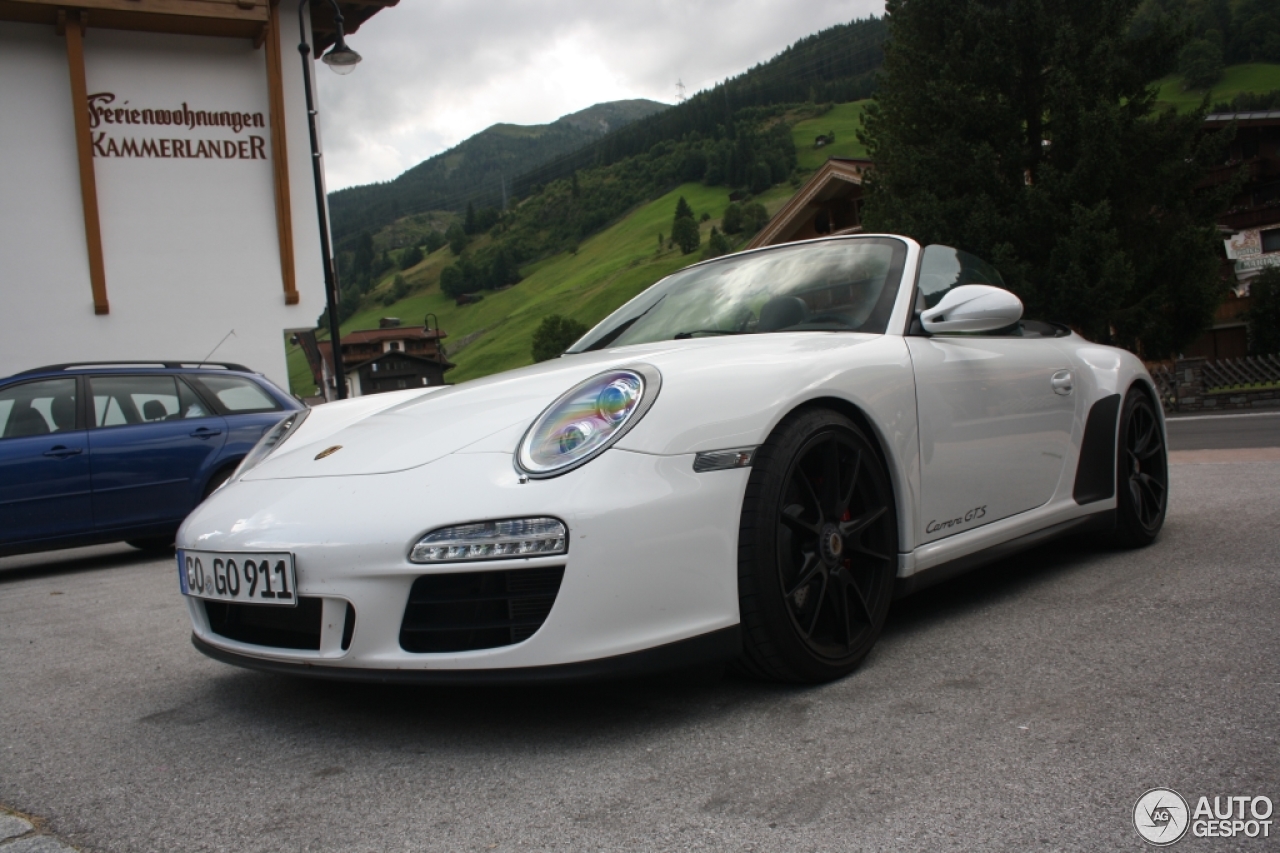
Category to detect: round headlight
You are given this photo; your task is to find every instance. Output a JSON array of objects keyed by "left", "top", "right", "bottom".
[{"left": 516, "top": 366, "right": 661, "bottom": 478}]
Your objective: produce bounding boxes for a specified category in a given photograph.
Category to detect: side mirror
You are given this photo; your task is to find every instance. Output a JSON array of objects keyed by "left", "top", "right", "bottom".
[{"left": 919, "top": 285, "right": 1023, "bottom": 334}]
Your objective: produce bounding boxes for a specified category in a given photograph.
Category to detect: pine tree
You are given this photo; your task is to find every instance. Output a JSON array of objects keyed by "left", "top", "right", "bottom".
[
  {"left": 351, "top": 231, "right": 374, "bottom": 277},
  {"left": 673, "top": 196, "right": 694, "bottom": 226},
  {"left": 446, "top": 222, "right": 468, "bottom": 256},
  {"left": 859, "top": 0, "right": 1232, "bottom": 357},
  {"left": 1246, "top": 267, "right": 1280, "bottom": 356},
  {"left": 464, "top": 202, "right": 477, "bottom": 235}
]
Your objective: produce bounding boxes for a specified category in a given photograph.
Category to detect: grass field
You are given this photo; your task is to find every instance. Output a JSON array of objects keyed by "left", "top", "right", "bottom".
[
  {"left": 286, "top": 181, "right": 797, "bottom": 393},
  {"left": 792, "top": 101, "right": 871, "bottom": 171},
  {"left": 1154, "top": 63, "right": 1280, "bottom": 112}
]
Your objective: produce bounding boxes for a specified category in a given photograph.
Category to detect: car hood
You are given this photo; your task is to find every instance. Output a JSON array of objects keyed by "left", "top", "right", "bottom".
[{"left": 242, "top": 333, "right": 889, "bottom": 480}]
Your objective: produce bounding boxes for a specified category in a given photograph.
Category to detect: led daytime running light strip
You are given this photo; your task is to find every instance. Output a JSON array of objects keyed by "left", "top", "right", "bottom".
[{"left": 410, "top": 517, "right": 567, "bottom": 563}]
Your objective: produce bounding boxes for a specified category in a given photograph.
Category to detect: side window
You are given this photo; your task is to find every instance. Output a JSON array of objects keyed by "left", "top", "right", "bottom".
[
  {"left": 90, "top": 375, "right": 183, "bottom": 427},
  {"left": 915, "top": 245, "right": 1007, "bottom": 311},
  {"left": 189, "top": 375, "right": 281, "bottom": 414},
  {"left": 177, "top": 379, "right": 213, "bottom": 419},
  {"left": 0, "top": 378, "right": 78, "bottom": 438}
]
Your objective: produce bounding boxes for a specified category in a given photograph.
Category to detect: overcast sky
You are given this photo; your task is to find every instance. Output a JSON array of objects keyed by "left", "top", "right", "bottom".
[{"left": 314, "top": 0, "right": 885, "bottom": 191}]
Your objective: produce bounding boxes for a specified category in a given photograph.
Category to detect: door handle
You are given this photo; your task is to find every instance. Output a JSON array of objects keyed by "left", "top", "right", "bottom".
[
  {"left": 1050, "top": 370, "right": 1074, "bottom": 396},
  {"left": 190, "top": 428, "right": 223, "bottom": 439},
  {"left": 43, "top": 445, "right": 83, "bottom": 459}
]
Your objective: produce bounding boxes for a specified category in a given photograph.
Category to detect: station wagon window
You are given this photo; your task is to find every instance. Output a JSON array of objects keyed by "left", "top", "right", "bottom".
[
  {"left": 0, "top": 378, "right": 78, "bottom": 438},
  {"left": 188, "top": 375, "right": 280, "bottom": 414},
  {"left": 89, "top": 375, "right": 210, "bottom": 427}
]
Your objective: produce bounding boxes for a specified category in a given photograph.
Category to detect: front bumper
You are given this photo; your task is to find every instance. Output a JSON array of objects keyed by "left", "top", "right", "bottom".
[
  {"left": 192, "top": 625, "right": 741, "bottom": 684},
  {"left": 178, "top": 448, "right": 749, "bottom": 676}
]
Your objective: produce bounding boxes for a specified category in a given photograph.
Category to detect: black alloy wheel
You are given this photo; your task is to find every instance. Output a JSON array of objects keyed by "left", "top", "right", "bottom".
[
  {"left": 201, "top": 465, "right": 236, "bottom": 501},
  {"left": 737, "top": 409, "right": 898, "bottom": 683},
  {"left": 1113, "top": 387, "right": 1167, "bottom": 547}
]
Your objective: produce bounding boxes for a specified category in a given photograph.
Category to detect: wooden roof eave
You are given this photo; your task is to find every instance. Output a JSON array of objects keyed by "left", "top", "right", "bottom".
[
  {"left": 745, "top": 158, "right": 871, "bottom": 250},
  {"left": 0, "top": 0, "right": 398, "bottom": 48},
  {"left": 308, "top": 0, "right": 396, "bottom": 55},
  {"left": 0, "top": 0, "right": 270, "bottom": 40}
]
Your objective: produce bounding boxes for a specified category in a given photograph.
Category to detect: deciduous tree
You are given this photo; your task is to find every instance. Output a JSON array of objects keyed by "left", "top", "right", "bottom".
[
  {"left": 672, "top": 214, "right": 701, "bottom": 254},
  {"left": 722, "top": 202, "right": 744, "bottom": 235},
  {"left": 531, "top": 315, "right": 589, "bottom": 363},
  {"left": 703, "top": 226, "right": 731, "bottom": 260}
]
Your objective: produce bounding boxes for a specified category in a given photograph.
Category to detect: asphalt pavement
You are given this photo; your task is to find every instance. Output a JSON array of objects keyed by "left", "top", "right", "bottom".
[
  {"left": 1165, "top": 410, "right": 1280, "bottom": 450},
  {"left": 1, "top": 417, "right": 1277, "bottom": 852}
]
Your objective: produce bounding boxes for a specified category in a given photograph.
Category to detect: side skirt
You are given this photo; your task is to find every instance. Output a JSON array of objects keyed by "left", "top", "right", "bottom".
[{"left": 894, "top": 510, "right": 1115, "bottom": 598}]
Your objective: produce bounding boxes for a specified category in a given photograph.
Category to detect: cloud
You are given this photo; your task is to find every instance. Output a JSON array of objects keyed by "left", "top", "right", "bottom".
[{"left": 315, "top": 0, "right": 884, "bottom": 190}]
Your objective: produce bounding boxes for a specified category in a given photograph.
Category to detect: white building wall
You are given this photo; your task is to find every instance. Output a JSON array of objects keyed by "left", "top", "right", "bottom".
[{"left": 0, "top": 1, "right": 327, "bottom": 390}]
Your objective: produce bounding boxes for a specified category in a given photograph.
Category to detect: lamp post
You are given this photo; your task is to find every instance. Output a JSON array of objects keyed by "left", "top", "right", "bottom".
[{"left": 297, "top": 0, "right": 361, "bottom": 399}]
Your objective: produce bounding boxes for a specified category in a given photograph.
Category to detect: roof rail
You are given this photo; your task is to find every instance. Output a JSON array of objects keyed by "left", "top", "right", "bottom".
[{"left": 15, "top": 361, "right": 254, "bottom": 375}]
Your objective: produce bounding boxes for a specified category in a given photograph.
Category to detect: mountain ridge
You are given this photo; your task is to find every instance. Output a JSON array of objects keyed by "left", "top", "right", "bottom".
[{"left": 330, "top": 99, "right": 667, "bottom": 244}]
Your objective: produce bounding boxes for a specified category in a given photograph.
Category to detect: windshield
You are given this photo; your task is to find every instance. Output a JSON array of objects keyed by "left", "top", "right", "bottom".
[{"left": 568, "top": 237, "right": 908, "bottom": 353}]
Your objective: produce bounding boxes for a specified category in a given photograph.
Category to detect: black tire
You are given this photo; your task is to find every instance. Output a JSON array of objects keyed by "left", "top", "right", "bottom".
[
  {"left": 126, "top": 536, "right": 174, "bottom": 552},
  {"left": 736, "top": 409, "right": 898, "bottom": 683},
  {"left": 201, "top": 465, "right": 236, "bottom": 501},
  {"left": 1112, "top": 386, "right": 1168, "bottom": 548}
]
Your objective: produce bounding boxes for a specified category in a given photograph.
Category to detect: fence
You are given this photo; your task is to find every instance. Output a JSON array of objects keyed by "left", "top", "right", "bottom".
[{"left": 1148, "top": 355, "right": 1280, "bottom": 413}]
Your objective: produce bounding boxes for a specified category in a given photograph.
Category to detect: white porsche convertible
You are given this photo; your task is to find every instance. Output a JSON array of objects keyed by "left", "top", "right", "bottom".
[{"left": 177, "top": 235, "right": 1167, "bottom": 683}]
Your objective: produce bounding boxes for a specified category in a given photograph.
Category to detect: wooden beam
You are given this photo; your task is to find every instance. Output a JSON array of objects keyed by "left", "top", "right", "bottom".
[
  {"left": 8, "top": 0, "right": 268, "bottom": 23},
  {"left": 263, "top": 1, "right": 298, "bottom": 305},
  {"left": 63, "top": 10, "right": 110, "bottom": 315}
]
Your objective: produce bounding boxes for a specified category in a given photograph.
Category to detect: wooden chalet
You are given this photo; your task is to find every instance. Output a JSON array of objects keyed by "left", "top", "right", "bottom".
[{"left": 302, "top": 318, "right": 455, "bottom": 398}]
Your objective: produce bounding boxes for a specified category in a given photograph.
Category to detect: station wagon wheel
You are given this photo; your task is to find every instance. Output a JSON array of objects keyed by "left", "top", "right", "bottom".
[
  {"left": 126, "top": 536, "right": 174, "bottom": 552},
  {"left": 1113, "top": 387, "right": 1167, "bottom": 547},
  {"left": 737, "top": 409, "right": 898, "bottom": 683}
]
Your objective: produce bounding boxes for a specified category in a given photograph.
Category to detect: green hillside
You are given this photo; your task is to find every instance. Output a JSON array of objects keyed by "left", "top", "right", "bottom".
[
  {"left": 287, "top": 182, "right": 796, "bottom": 393},
  {"left": 328, "top": 99, "right": 668, "bottom": 245},
  {"left": 792, "top": 101, "right": 871, "bottom": 170},
  {"left": 1154, "top": 63, "right": 1280, "bottom": 112}
]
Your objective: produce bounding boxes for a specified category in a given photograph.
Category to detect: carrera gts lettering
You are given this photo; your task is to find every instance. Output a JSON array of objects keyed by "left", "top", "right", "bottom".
[{"left": 925, "top": 505, "right": 987, "bottom": 535}]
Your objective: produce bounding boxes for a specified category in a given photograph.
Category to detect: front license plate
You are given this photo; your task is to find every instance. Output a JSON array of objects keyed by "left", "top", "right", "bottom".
[{"left": 178, "top": 549, "right": 298, "bottom": 607}]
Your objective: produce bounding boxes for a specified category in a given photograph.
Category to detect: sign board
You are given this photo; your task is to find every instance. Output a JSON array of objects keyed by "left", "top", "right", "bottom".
[{"left": 1224, "top": 227, "right": 1280, "bottom": 275}]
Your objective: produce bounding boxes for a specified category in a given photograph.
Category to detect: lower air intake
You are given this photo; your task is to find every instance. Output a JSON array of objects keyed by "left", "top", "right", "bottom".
[
  {"left": 204, "top": 597, "right": 323, "bottom": 650},
  {"left": 399, "top": 566, "right": 565, "bottom": 653}
]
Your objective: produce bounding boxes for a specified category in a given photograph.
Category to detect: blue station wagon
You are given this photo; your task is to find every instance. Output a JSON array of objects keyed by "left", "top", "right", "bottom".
[{"left": 0, "top": 362, "right": 303, "bottom": 556}]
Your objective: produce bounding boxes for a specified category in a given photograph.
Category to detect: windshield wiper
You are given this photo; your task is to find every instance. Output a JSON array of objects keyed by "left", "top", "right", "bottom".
[{"left": 672, "top": 329, "right": 746, "bottom": 340}]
